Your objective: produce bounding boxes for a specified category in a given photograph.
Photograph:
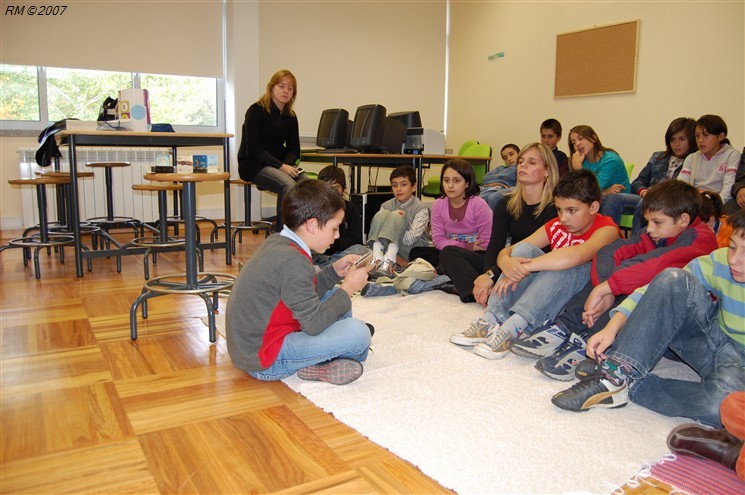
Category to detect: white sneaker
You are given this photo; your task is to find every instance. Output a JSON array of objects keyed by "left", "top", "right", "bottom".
[
  {"left": 450, "top": 318, "right": 495, "bottom": 346},
  {"left": 473, "top": 326, "right": 515, "bottom": 360}
]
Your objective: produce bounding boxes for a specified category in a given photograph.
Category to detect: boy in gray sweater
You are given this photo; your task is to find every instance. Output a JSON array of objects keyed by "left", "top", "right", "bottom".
[{"left": 227, "top": 179, "right": 372, "bottom": 385}]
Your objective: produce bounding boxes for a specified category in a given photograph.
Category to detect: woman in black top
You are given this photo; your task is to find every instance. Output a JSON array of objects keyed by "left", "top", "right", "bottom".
[
  {"left": 237, "top": 69, "right": 304, "bottom": 195},
  {"left": 440, "top": 143, "right": 559, "bottom": 304}
]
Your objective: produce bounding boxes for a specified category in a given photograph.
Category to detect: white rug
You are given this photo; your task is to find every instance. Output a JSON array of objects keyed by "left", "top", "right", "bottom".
[{"left": 207, "top": 291, "right": 695, "bottom": 494}]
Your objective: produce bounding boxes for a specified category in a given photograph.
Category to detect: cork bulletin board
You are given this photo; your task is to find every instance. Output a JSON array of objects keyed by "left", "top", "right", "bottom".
[{"left": 554, "top": 20, "right": 639, "bottom": 98}]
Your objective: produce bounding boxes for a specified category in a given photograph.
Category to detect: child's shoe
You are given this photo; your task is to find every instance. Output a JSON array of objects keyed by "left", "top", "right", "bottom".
[
  {"left": 510, "top": 323, "right": 569, "bottom": 359},
  {"left": 535, "top": 332, "right": 588, "bottom": 381},
  {"left": 473, "top": 326, "right": 520, "bottom": 360},
  {"left": 575, "top": 358, "right": 603, "bottom": 381},
  {"left": 450, "top": 317, "right": 495, "bottom": 346},
  {"left": 297, "top": 358, "right": 363, "bottom": 385},
  {"left": 551, "top": 375, "right": 628, "bottom": 412}
]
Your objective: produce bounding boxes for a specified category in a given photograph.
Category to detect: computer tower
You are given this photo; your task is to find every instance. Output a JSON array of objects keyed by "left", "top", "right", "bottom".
[{"left": 350, "top": 192, "right": 394, "bottom": 243}]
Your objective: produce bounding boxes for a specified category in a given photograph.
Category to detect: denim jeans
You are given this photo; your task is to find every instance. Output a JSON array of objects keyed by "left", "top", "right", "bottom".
[
  {"left": 480, "top": 186, "right": 514, "bottom": 210},
  {"left": 248, "top": 289, "right": 371, "bottom": 381},
  {"left": 251, "top": 165, "right": 304, "bottom": 195},
  {"left": 630, "top": 198, "right": 647, "bottom": 238},
  {"left": 601, "top": 193, "right": 642, "bottom": 226},
  {"left": 485, "top": 243, "right": 591, "bottom": 332},
  {"left": 608, "top": 268, "right": 745, "bottom": 427},
  {"left": 554, "top": 281, "right": 624, "bottom": 338},
  {"left": 368, "top": 209, "right": 409, "bottom": 258}
]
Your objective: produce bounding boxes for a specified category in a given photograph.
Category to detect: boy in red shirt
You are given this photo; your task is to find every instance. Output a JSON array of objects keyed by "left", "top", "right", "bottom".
[{"left": 451, "top": 169, "right": 620, "bottom": 359}]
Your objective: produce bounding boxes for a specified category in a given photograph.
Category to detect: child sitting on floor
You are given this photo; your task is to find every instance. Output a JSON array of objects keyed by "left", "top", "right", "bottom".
[
  {"left": 479, "top": 144, "right": 520, "bottom": 210},
  {"left": 366, "top": 165, "right": 431, "bottom": 277},
  {"left": 450, "top": 169, "right": 620, "bottom": 359},
  {"left": 226, "top": 179, "right": 373, "bottom": 385},
  {"left": 551, "top": 208, "right": 745, "bottom": 425},
  {"left": 508, "top": 180, "right": 719, "bottom": 380},
  {"left": 409, "top": 158, "right": 492, "bottom": 268}
]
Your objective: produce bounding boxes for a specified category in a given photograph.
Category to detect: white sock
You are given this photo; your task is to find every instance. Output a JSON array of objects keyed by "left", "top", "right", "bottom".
[
  {"left": 384, "top": 242, "right": 398, "bottom": 261},
  {"left": 372, "top": 241, "right": 384, "bottom": 261}
]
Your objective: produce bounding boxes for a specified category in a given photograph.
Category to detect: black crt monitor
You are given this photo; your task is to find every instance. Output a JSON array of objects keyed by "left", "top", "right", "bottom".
[
  {"left": 316, "top": 108, "right": 351, "bottom": 149},
  {"left": 350, "top": 104, "right": 387, "bottom": 152},
  {"left": 388, "top": 111, "right": 422, "bottom": 129}
]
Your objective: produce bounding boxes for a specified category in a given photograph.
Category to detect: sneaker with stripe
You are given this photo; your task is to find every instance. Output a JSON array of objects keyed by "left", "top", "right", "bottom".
[
  {"left": 536, "top": 332, "right": 588, "bottom": 381},
  {"left": 450, "top": 317, "right": 495, "bottom": 346},
  {"left": 510, "top": 323, "right": 569, "bottom": 359},
  {"left": 551, "top": 375, "right": 628, "bottom": 412},
  {"left": 472, "top": 325, "right": 516, "bottom": 360},
  {"left": 296, "top": 358, "right": 363, "bottom": 385}
]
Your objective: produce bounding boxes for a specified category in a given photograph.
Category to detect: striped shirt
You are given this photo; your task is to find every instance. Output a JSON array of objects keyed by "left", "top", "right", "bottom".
[{"left": 614, "top": 248, "right": 745, "bottom": 346}]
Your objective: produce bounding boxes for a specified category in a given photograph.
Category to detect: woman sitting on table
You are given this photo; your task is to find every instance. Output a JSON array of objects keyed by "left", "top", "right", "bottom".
[{"left": 237, "top": 69, "right": 305, "bottom": 195}]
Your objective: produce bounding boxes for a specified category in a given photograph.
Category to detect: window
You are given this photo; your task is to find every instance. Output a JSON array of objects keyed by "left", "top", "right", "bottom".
[
  {"left": 0, "top": 64, "right": 223, "bottom": 132},
  {"left": 0, "top": 65, "right": 40, "bottom": 121},
  {"left": 142, "top": 73, "right": 217, "bottom": 126},
  {"left": 47, "top": 67, "right": 132, "bottom": 122}
]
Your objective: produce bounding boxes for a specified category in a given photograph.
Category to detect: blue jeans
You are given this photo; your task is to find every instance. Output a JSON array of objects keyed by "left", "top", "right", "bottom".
[
  {"left": 251, "top": 165, "right": 305, "bottom": 195},
  {"left": 608, "top": 268, "right": 745, "bottom": 427},
  {"left": 630, "top": 198, "right": 647, "bottom": 238},
  {"left": 480, "top": 186, "right": 513, "bottom": 210},
  {"left": 248, "top": 289, "right": 371, "bottom": 381},
  {"left": 485, "top": 243, "right": 591, "bottom": 332},
  {"left": 601, "top": 193, "right": 642, "bottom": 226}
]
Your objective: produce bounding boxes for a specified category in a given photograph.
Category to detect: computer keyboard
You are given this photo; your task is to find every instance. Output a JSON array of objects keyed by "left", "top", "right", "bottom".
[{"left": 315, "top": 148, "right": 359, "bottom": 154}]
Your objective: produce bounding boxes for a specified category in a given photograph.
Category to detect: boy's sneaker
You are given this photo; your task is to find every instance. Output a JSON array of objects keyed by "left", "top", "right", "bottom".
[
  {"left": 297, "top": 358, "right": 363, "bottom": 385},
  {"left": 370, "top": 257, "right": 396, "bottom": 279},
  {"left": 510, "top": 323, "right": 569, "bottom": 359},
  {"left": 473, "top": 326, "right": 517, "bottom": 360},
  {"left": 534, "top": 332, "right": 586, "bottom": 370},
  {"left": 450, "top": 317, "right": 494, "bottom": 346},
  {"left": 536, "top": 332, "right": 588, "bottom": 381},
  {"left": 575, "top": 358, "right": 602, "bottom": 381},
  {"left": 551, "top": 376, "right": 628, "bottom": 412}
]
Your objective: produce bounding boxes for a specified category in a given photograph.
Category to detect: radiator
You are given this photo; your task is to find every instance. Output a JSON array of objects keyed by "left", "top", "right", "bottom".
[{"left": 18, "top": 147, "right": 172, "bottom": 227}]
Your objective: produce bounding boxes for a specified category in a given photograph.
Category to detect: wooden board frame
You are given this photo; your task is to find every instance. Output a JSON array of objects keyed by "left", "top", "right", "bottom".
[{"left": 554, "top": 20, "right": 639, "bottom": 98}]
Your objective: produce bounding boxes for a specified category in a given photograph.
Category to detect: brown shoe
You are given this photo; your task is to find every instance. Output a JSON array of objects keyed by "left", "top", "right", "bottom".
[
  {"left": 297, "top": 358, "right": 363, "bottom": 385},
  {"left": 667, "top": 423, "right": 742, "bottom": 471}
]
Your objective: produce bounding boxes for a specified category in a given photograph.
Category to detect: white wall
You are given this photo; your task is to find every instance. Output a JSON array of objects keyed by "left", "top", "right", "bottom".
[
  {"left": 3, "top": 1, "right": 743, "bottom": 228},
  {"left": 447, "top": 1, "right": 745, "bottom": 173}
]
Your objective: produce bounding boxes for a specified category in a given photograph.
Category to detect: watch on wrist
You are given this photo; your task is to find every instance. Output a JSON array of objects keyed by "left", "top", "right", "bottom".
[{"left": 486, "top": 269, "right": 496, "bottom": 282}]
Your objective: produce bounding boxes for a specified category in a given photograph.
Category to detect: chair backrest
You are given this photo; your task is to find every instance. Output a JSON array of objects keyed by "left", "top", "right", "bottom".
[
  {"left": 463, "top": 143, "right": 493, "bottom": 184},
  {"left": 458, "top": 139, "right": 479, "bottom": 156},
  {"left": 625, "top": 163, "right": 634, "bottom": 179}
]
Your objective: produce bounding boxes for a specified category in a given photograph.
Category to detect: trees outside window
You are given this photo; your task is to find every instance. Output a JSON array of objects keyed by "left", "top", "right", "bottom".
[{"left": 1, "top": 64, "right": 221, "bottom": 130}]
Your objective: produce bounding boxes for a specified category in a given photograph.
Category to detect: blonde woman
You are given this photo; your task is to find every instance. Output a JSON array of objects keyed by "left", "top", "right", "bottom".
[
  {"left": 440, "top": 143, "right": 559, "bottom": 304},
  {"left": 238, "top": 69, "right": 304, "bottom": 195}
]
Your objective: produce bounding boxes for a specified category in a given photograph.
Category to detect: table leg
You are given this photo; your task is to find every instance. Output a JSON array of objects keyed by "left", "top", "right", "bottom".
[
  {"left": 223, "top": 137, "right": 232, "bottom": 265},
  {"left": 67, "top": 136, "right": 84, "bottom": 277}
]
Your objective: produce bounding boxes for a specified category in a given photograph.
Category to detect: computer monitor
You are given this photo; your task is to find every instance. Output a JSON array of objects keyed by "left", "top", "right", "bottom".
[
  {"left": 350, "top": 104, "right": 386, "bottom": 151},
  {"left": 316, "top": 108, "right": 350, "bottom": 149},
  {"left": 388, "top": 111, "right": 422, "bottom": 129}
]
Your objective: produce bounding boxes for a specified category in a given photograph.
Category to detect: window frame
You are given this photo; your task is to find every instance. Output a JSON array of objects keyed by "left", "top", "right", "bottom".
[{"left": 1, "top": 65, "right": 225, "bottom": 134}]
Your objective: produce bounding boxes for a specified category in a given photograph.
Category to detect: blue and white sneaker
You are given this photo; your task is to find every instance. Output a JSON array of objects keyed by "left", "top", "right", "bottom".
[
  {"left": 510, "top": 323, "right": 569, "bottom": 359},
  {"left": 535, "top": 332, "right": 588, "bottom": 381}
]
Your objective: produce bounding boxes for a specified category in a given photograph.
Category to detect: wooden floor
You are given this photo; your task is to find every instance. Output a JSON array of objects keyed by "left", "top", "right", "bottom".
[{"left": 0, "top": 225, "right": 677, "bottom": 494}]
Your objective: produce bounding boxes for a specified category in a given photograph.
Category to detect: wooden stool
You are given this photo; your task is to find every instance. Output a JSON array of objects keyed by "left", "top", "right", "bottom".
[
  {"left": 1, "top": 176, "right": 91, "bottom": 279},
  {"left": 130, "top": 172, "right": 235, "bottom": 342},
  {"left": 130, "top": 183, "right": 198, "bottom": 280},
  {"left": 210, "top": 178, "right": 272, "bottom": 253},
  {"left": 85, "top": 162, "right": 141, "bottom": 238}
]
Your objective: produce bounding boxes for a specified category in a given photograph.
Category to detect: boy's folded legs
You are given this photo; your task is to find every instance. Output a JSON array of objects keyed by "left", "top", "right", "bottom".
[{"left": 249, "top": 318, "right": 371, "bottom": 382}]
